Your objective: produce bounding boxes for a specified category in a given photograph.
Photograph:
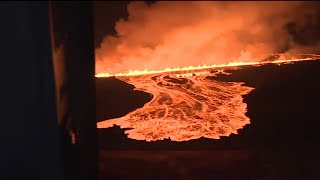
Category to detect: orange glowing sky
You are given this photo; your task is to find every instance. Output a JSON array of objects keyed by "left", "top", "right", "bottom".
[{"left": 95, "top": 1, "right": 320, "bottom": 76}]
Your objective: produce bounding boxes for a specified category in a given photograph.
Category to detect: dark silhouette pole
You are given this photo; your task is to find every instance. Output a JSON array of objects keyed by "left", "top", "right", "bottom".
[
  {"left": 50, "top": 2, "right": 98, "bottom": 180},
  {"left": 0, "top": 2, "right": 62, "bottom": 180},
  {"left": 0, "top": 2, "right": 98, "bottom": 180}
]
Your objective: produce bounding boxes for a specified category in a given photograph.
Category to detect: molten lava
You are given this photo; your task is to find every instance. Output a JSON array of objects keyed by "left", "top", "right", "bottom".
[
  {"left": 96, "top": 54, "right": 320, "bottom": 142},
  {"left": 95, "top": 54, "right": 320, "bottom": 78},
  {"left": 98, "top": 71, "right": 253, "bottom": 142}
]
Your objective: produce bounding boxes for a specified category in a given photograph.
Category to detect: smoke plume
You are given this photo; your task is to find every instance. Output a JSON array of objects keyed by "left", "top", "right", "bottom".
[{"left": 95, "top": 1, "right": 320, "bottom": 74}]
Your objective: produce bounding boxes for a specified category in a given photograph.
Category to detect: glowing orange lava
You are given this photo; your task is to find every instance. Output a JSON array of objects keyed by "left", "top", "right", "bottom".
[
  {"left": 96, "top": 54, "right": 320, "bottom": 142},
  {"left": 95, "top": 54, "right": 320, "bottom": 77}
]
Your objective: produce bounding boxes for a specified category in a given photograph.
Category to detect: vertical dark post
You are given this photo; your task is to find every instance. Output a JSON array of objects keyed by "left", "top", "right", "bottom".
[
  {"left": 0, "top": 2, "right": 62, "bottom": 180},
  {"left": 49, "top": 2, "right": 98, "bottom": 180}
]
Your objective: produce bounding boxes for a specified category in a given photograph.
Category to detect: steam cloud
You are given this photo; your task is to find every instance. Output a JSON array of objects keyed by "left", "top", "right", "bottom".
[{"left": 95, "top": 1, "right": 320, "bottom": 74}]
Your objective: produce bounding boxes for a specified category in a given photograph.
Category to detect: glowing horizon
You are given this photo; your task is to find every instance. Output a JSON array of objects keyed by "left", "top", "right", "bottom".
[{"left": 95, "top": 54, "right": 320, "bottom": 78}]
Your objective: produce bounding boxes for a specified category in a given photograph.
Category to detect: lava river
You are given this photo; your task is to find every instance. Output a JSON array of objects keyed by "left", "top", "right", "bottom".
[{"left": 97, "top": 70, "right": 254, "bottom": 142}]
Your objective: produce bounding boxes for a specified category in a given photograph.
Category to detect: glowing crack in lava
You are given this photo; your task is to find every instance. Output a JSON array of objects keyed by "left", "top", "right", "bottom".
[{"left": 97, "top": 54, "right": 320, "bottom": 142}]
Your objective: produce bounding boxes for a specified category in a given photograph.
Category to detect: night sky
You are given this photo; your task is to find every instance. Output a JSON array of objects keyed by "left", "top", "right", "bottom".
[
  {"left": 94, "top": 1, "right": 154, "bottom": 47},
  {"left": 94, "top": 1, "right": 129, "bottom": 47}
]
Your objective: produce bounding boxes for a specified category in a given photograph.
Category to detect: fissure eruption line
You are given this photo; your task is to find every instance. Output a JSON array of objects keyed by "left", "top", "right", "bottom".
[{"left": 96, "top": 54, "right": 320, "bottom": 78}]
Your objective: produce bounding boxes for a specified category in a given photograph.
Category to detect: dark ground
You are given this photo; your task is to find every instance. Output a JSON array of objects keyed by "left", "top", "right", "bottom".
[{"left": 96, "top": 60, "right": 320, "bottom": 180}]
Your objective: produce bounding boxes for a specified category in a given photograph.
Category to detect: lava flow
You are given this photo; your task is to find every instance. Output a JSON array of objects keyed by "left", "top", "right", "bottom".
[{"left": 96, "top": 54, "right": 320, "bottom": 142}]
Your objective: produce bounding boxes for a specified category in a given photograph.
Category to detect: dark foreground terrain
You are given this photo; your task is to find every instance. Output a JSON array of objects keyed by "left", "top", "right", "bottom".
[{"left": 96, "top": 60, "right": 320, "bottom": 180}]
